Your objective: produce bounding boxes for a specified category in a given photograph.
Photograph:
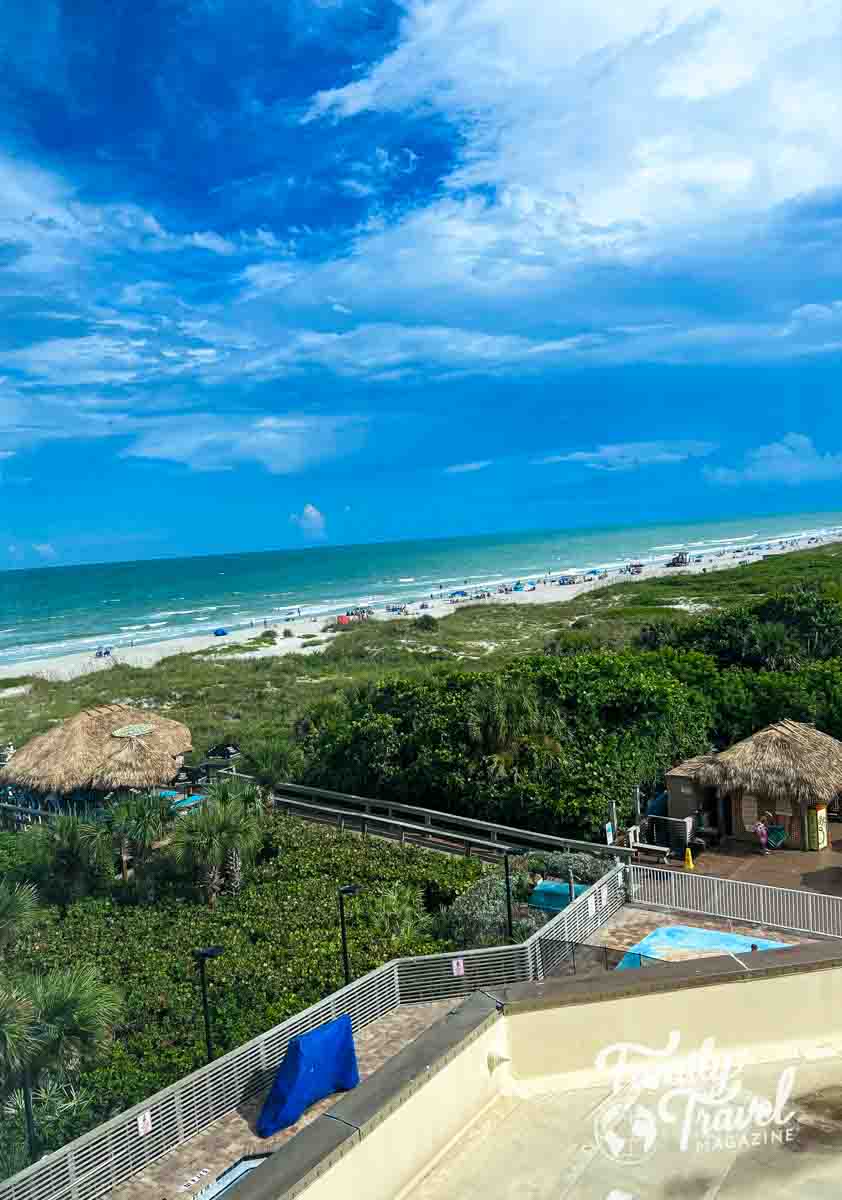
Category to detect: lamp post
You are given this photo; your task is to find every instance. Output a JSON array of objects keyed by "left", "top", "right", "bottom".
[
  {"left": 192, "top": 946, "right": 224, "bottom": 1064},
  {"left": 503, "top": 851, "right": 514, "bottom": 942},
  {"left": 338, "top": 885, "right": 361, "bottom": 986}
]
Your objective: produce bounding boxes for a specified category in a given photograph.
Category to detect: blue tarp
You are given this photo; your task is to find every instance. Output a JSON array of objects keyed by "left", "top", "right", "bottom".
[
  {"left": 528, "top": 880, "right": 590, "bottom": 913},
  {"left": 256, "top": 1014, "right": 359, "bottom": 1136}
]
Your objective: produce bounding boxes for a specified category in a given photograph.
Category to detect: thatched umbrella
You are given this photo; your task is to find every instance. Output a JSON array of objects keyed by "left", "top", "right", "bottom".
[
  {"left": 0, "top": 704, "right": 192, "bottom": 795},
  {"left": 696, "top": 719, "right": 842, "bottom": 809}
]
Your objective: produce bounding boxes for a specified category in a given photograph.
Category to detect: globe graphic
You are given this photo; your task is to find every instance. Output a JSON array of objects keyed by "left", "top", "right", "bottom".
[{"left": 594, "top": 1100, "right": 658, "bottom": 1165}]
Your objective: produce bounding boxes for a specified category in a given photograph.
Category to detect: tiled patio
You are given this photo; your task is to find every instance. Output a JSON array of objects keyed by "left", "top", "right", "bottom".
[{"left": 117, "top": 999, "right": 457, "bottom": 1200}]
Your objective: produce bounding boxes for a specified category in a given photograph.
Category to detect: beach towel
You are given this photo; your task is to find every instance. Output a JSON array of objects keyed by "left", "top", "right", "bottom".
[{"left": 256, "top": 1014, "right": 359, "bottom": 1136}]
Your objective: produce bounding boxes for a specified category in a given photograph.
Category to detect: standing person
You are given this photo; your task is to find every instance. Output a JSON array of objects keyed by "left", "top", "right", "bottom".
[{"left": 753, "top": 812, "right": 772, "bottom": 855}]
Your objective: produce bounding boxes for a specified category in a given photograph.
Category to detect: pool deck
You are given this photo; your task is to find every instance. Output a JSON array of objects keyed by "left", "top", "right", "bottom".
[
  {"left": 590, "top": 905, "right": 816, "bottom": 960},
  {"left": 116, "top": 999, "right": 457, "bottom": 1200}
]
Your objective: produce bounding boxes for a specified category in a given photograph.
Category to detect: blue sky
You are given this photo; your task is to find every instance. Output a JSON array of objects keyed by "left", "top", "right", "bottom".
[{"left": 2, "top": 0, "right": 842, "bottom": 567}]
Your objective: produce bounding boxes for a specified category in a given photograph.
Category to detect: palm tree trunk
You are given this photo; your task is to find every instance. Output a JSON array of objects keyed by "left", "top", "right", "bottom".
[
  {"left": 205, "top": 865, "right": 222, "bottom": 908},
  {"left": 22, "top": 1067, "right": 37, "bottom": 1163}
]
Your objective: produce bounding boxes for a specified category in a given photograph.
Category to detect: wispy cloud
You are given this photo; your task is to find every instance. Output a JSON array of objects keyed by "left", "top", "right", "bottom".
[
  {"left": 289, "top": 502, "right": 326, "bottom": 537},
  {"left": 122, "top": 413, "right": 366, "bottom": 474},
  {"left": 705, "top": 434, "right": 842, "bottom": 486},
  {"left": 445, "top": 460, "right": 492, "bottom": 473},
  {"left": 32, "top": 542, "right": 56, "bottom": 559},
  {"left": 537, "top": 440, "right": 717, "bottom": 471}
]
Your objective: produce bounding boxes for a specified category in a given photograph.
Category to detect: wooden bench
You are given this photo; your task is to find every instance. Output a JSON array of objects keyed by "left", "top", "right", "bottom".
[{"left": 633, "top": 842, "right": 671, "bottom": 864}]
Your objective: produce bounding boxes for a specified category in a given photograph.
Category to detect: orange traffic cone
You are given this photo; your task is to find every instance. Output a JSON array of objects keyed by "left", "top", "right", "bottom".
[{"left": 684, "top": 846, "right": 695, "bottom": 871}]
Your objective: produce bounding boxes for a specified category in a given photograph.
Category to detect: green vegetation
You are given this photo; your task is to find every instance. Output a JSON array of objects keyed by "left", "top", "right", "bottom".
[
  {"left": 0, "top": 880, "right": 121, "bottom": 1175},
  {"left": 0, "top": 800, "right": 481, "bottom": 1170}
]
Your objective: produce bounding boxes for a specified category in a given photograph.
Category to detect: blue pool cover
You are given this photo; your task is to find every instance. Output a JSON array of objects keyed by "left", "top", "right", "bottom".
[
  {"left": 616, "top": 924, "right": 792, "bottom": 970},
  {"left": 528, "top": 881, "right": 591, "bottom": 913}
]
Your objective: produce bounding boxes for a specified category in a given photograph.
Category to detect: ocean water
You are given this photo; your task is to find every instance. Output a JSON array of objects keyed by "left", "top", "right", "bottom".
[{"left": 1, "top": 511, "right": 841, "bottom": 668}]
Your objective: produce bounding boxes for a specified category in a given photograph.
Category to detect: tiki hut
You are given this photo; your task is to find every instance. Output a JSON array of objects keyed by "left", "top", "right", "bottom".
[
  {"left": 0, "top": 704, "right": 192, "bottom": 804},
  {"left": 667, "top": 720, "right": 842, "bottom": 850}
]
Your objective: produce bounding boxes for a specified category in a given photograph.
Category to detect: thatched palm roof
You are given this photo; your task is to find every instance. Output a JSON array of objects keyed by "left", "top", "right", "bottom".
[
  {"left": 0, "top": 704, "right": 192, "bottom": 794},
  {"left": 695, "top": 719, "right": 842, "bottom": 808}
]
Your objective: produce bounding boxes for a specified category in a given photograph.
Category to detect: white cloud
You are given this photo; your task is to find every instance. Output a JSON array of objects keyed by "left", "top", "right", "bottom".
[
  {"left": 118, "top": 282, "right": 169, "bottom": 306},
  {"left": 705, "top": 434, "right": 842, "bottom": 485},
  {"left": 445, "top": 460, "right": 492, "bottom": 473},
  {"left": 32, "top": 542, "right": 56, "bottom": 559},
  {"left": 289, "top": 503, "right": 326, "bottom": 537},
  {"left": 239, "top": 261, "right": 297, "bottom": 297},
  {"left": 122, "top": 413, "right": 365, "bottom": 474},
  {"left": 538, "top": 440, "right": 717, "bottom": 471},
  {"left": 300, "top": 1, "right": 842, "bottom": 327},
  {"left": 187, "top": 231, "right": 237, "bottom": 256}
]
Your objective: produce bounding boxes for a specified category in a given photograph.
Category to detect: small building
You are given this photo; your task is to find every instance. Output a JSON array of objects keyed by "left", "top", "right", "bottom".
[
  {"left": 0, "top": 703, "right": 192, "bottom": 810},
  {"left": 666, "top": 720, "right": 842, "bottom": 850}
]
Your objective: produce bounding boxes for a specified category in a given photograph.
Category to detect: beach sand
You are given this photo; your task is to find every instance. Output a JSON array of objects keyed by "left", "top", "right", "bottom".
[{"left": 1, "top": 536, "right": 837, "bottom": 682}]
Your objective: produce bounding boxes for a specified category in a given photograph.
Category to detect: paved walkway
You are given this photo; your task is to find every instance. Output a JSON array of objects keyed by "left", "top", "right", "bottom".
[
  {"left": 650, "top": 821, "right": 842, "bottom": 896},
  {"left": 118, "top": 999, "right": 456, "bottom": 1200}
]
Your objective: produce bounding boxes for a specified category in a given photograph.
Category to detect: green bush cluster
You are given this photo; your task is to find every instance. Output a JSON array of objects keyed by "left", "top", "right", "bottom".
[
  {"left": 432, "top": 873, "right": 545, "bottom": 948},
  {"left": 296, "top": 651, "right": 710, "bottom": 838}
]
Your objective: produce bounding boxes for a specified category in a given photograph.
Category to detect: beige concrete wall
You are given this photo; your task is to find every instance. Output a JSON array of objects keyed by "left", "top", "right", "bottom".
[
  {"left": 505, "top": 965, "right": 842, "bottom": 1091},
  {"left": 300, "top": 1018, "right": 510, "bottom": 1200}
]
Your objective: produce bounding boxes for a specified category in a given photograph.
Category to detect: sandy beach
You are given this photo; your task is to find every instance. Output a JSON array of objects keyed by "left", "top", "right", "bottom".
[{"left": 2, "top": 532, "right": 837, "bottom": 683}]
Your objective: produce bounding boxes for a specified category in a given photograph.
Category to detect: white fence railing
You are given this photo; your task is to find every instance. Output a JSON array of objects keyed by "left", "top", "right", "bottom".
[
  {"left": 628, "top": 864, "right": 842, "bottom": 939},
  {"left": 0, "top": 868, "right": 625, "bottom": 1200}
]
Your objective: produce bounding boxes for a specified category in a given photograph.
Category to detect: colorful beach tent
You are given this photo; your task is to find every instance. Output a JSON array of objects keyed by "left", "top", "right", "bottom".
[
  {"left": 256, "top": 1014, "right": 359, "bottom": 1136},
  {"left": 213, "top": 628, "right": 228, "bottom": 636}
]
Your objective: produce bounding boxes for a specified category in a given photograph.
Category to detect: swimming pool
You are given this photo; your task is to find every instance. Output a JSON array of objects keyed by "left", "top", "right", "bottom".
[{"left": 616, "top": 924, "right": 792, "bottom": 970}]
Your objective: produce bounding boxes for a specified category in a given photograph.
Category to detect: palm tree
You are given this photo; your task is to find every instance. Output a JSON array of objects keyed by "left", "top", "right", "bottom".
[
  {"left": 465, "top": 678, "right": 562, "bottom": 769},
  {"left": 0, "top": 967, "right": 120, "bottom": 1162},
  {"left": 32, "top": 815, "right": 103, "bottom": 912},
  {"left": 0, "top": 882, "right": 38, "bottom": 953},
  {"left": 169, "top": 798, "right": 262, "bottom": 907},
  {"left": 368, "top": 884, "right": 431, "bottom": 948},
  {"left": 88, "top": 799, "right": 133, "bottom": 885}
]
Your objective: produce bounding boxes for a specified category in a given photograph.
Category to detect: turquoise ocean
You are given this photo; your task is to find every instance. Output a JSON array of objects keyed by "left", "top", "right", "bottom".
[{"left": 2, "top": 511, "right": 842, "bottom": 668}]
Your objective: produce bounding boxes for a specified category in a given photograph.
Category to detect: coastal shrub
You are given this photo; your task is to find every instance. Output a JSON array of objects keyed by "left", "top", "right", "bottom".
[
  {"left": 544, "top": 629, "right": 604, "bottom": 656},
  {"left": 282, "top": 627, "right": 294, "bottom": 638},
  {"left": 296, "top": 652, "right": 711, "bottom": 838},
  {"left": 433, "top": 874, "right": 545, "bottom": 948},
  {"left": 414, "top": 614, "right": 437, "bottom": 631},
  {"left": 525, "top": 849, "right": 607, "bottom": 885},
  {"left": 641, "top": 586, "right": 842, "bottom": 671}
]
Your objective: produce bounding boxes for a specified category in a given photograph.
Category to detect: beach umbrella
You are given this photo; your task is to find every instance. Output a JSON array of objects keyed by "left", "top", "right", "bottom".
[{"left": 0, "top": 704, "right": 192, "bottom": 796}]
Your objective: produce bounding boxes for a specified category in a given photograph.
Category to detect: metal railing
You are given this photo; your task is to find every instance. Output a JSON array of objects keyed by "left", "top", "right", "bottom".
[
  {"left": 269, "top": 779, "right": 634, "bottom": 861},
  {"left": 0, "top": 867, "right": 626, "bottom": 1200},
  {"left": 628, "top": 864, "right": 842, "bottom": 939}
]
